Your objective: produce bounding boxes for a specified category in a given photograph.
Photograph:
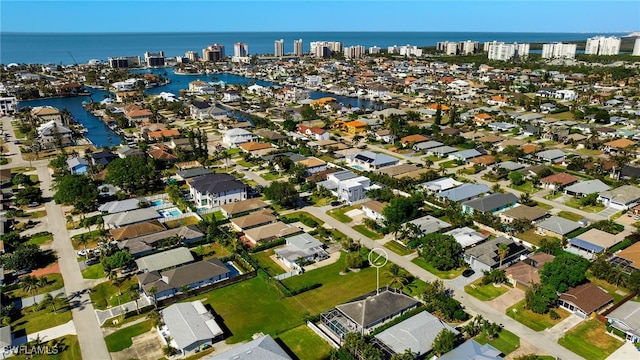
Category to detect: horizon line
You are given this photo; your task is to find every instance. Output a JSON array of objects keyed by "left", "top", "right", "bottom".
[{"left": 2, "top": 30, "right": 636, "bottom": 35}]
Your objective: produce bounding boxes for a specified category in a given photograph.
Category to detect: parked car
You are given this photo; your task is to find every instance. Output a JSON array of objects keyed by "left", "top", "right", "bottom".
[
  {"left": 120, "top": 264, "right": 138, "bottom": 275},
  {"left": 86, "top": 257, "right": 99, "bottom": 266},
  {"left": 28, "top": 202, "right": 40, "bottom": 207},
  {"left": 462, "top": 269, "right": 475, "bottom": 277}
]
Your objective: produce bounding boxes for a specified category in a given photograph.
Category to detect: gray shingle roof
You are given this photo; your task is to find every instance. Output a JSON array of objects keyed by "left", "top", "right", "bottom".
[
  {"left": 464, "top": 236, "right": 528, "bottom": 268},
  {"left": 135, "top": 247, "right": 195, "bottom": 272},
  {"left": 103, "top": 208, "right": 160, "bottom": 228},
  {"left": 162, "top": 301, "right": 223, "bottom": 351},
  {"left": 537, "top": 216, "right": 582, "bottom": 236},
  {"left": 374, "top": 311, "right": 459, "bottom": 355},
  {"left": 438, "top": 340, "right": 502, "bottom": 360},
  {"left": 462, "top": 192, "right": 519, "bottom": 213},
  {"left": 98, "top": 198, "right": 141, "bottom": 214},
  {"left": 336, "top": 290, "right": 420, "bottom": 329},
  {"left": 204, "top": 335, "right": 292, "bottom": 360},
  {"left": 189, "top": 173, "right": 247, "bottom": 195},
  {"left": 438, "top": 183, "right": 490, "bottom": 202}
]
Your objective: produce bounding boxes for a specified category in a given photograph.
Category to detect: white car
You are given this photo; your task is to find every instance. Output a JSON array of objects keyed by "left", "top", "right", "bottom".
[{"left": 77, "top": 249, "right": 91, "bottom": 257}]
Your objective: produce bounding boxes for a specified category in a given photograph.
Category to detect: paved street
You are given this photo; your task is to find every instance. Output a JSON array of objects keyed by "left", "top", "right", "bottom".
[{"left": 2, "top": 116, "right": 110, "bottom": 360}]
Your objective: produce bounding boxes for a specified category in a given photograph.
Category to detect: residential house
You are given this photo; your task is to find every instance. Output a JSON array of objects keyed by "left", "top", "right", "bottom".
[
  {"left": 403, "top": 215, "right": 451, "bottom": 237},
  {"left": 219, "top": 198, "right": 269, "bottom": 218},
  {"left": 535, "top": 149, "right": 566, "bottom": 164},
  {"left": 222, "top": 90, "right": 242, "bottom": 102},
  {"left": 135, "top": 247, "right": 195, "bottom": 273},
  {"left": 242, "top": 221, "right": 302, "bottom": 246},
  {"left": 412, "top": 140, "right": 444, "bottom": 153},
  {"left": 160, "top": 301, "right": 223, "bottom": 356},
  {"left": 103, "top": 208, "right": 160, "bottom": 229},
  {"left": 274, "top": 233, "right": 328, "bottom": 270},
  {"left": 569, "top": 228, "right": 623, "bottom": 259},
  {"left": 497, "top": 161, "right": 526, "bottom": 172},
  {"left": 400, "top": 134, "right": 429, "bottom": 147},
  {"left": 464, "top": 236, "right": 529, "bottom": 272},
  {"left": 437, "top": 183, "right": 491, "bottom": 203},
  {"left": 611, "top": 242, "right": 640, "bottom": 274},
  {"left": 438, "top": 340, "right": 502, "bottom": 360},
  {"left": 604, "top": 138, "right": 636, "bottom": 154},
  {"left": 116, "top": 145, "right": 144, "bottom": 158},
  {"left": 343, "top": 120, "right": 367, "bottom": 134},
  {"left": 109, "top": 220, "right": 166, "bottom": 241},
  {"left": 138, "top": 258, "right": 231, "bottom": 301},
  {"left": 374, "top": 129, "right": 397, "bottom": 143},
  {"left": 421, "top": 177, "right": 463, "bottom": 193},
  {"left": 98, "top": 198, "right": 141, "bottom": 214},
  {"left": 189, "top": 173, "right": 248, "bottom": 209},
  {"left": 37, "top": 120, "right": 73, "bottom": 148},
  {"left": 361, "top": 200, "right": 387, "bottom": 223},
  {"left": 461, "top": 192, "right": 519, "bottom": 215},
  {"left": 450, "top": 149, "right": 482, "bottom": 163},
  {"left": 230, "top": 210, "right": 277, "bottom": 232},
  {"left": 91, "top": 150, "right": 117, "bottom": 167},
  {"left": 66, "top": 157, "right": 89, "bottom": 175},
  {"left": 558, "top": 282, "right": 613, "bottom": 318},
  {"left": 444, "top": 226, "right": 487, "bottom": 248},
  {"left": 317, "top": 171, "right": 375, "bottom": 205},
  {"left": 606, "top": 300, "right": 640, "bottom": 344},
  {"left": 297, "top": 125, "right": 330, "bottom": 141},
  {"left": 0, "top": 326, "right": 12, "bottom": 355},
  {"left": 31, "top": 106, "right": 62, "bottom": 122},
  {"left": 489, "top": 122, "right": 518, "bottom": 132},
  {"left": 346, "top": 151, "right": 399, "bottom": 171},
  {"left": 536, "top": 216, "right": 582, "bottom": 239},
  {"left": 488, "top": 95, "right": 509, "bottom": 107},
  {"left": 206, "top": 335, "right": 291, "bottom": 360},
  {"left": 118, "top": 225, "right": 205, "bottom": 257},
  {"left": 427, "top": 145, "right": 458, "bottom": 157},
  {"left": 564, "top": 180, "right": 611, "bottom": 197},
  {"left": 175, "top": 167, "right": 213, "bottom": 181},
  {"left": 372, "top": 311, "right": 459, "bottom": 358},
  {"left": 320, "top": 289, "right": 421, "bottom": 342},
  {"left": 255, "top": 129, "right": 286, "bottom": 142},
  {"left": 296, "top": 157, "right": 328, "bottom": 175},
  {"left": 598, "top": 185, "right": 640, "bottom": 210},
  {"left": 540, "top": 172, "right": 579, "bottom": 191},
  {"left": 190, "top": 102, "right": 227, "bottom": 120},
  {"left": 505, "top": 253, "right": 555, "bottom": 289},
  {"left": 222, "top": 128, "right": 256, "bottom": 148},
  {"left": 499, "top": 205, "right": 549, "bottom": 224},
  {"left": 239, "top": 141, "right": 272, "bottom": 155},
  {"left": 473, "top": 113, "right": 493, "bottom": 125}
]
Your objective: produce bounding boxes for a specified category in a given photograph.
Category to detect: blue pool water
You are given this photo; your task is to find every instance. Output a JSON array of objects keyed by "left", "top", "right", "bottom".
[
  {"left": 150, "top": 199, "right": 165, "bottom": 207},
  {"left": 225, "top": 261, "right": 242, "bottom": 277},
  {"left": 159, "top": 207, "right": 182, "bottom": 217},
  {"left": 351, "top": 165, "right": 364, "bottom": 170}
]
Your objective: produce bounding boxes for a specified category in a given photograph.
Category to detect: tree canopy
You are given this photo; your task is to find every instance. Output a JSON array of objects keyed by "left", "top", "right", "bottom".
[
  {"left": 540, "top": 253, "right": 589, "bottom": 293},
  {"left": 53, "top": 174, "right": 99, "bottom": 212},
  {"left": 417, "top": 233, "right": 463, "bottom": 271},
  {"left": 263, "top": 181, "right": 298, "bottom": 208},
  {"left": 105, "top": 156, "right": 158, "bottom": 194},
  {"left": 382, "top": 195, "right": 423, "bottom": 228}
]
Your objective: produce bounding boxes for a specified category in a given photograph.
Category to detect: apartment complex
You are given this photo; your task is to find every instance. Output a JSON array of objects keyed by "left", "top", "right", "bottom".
[
  {"left": 485, "top": 41, "right": 530, "bottom": 60},
  {"left": 144, "top": 51, "right": 165, "bottom": 67},
  {"left": 274, "top": 39, "right": 284, "bottom": 57},
  {"left": 369, "top": 46, "right": 381, "bottom": 54},
  {"left": 585, "top": 36, "right": 621, "bottom": 55},
  {"left": 344, "top": 45, "right": 365, "bottom": 59},
  {"left": 542, "top": 42, "right": 577, "bottom": 59},
  {"left": 436, "top": 40, "right": 480, "bottom": 55},
  {"left": 310, "top": 41, "right": 343, "bottom": 58},
  {"left": 293, "top": 39, "right": 304, "bottom": 56},
  {"left": 108, "top": 56, "right": 140, "bottom": 69},
  {"left": 202, "top": 44, "right": 225, "bottom": 61},
  {"left": 234, "top": 42, "right": 248, "bottom": 58},
  {"left": 633, "top": 38, "right": 640, "bottom": 56},
  {"left": 388, "top": 44, "right": 423, "bottom": 57}
]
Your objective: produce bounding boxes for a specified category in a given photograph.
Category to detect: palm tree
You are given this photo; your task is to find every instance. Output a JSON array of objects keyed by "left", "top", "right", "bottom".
[
  {"left": 387, "top": 264, "right": 410, "bottom": 291},
  {"left": 497, "top": 243, "right": 510, "bottom": 269},
  {"left": 51, "top": 293, "right": 68, "bottom": 313},
  {"left": 129, "top": 285, "right": 141, "bottom": 314},
  {"left": 20, "top": 275, "right": 40, "bottom": 301},
  {"left": 76, "top": 234, "right": 90, "bottom": 260},
  {"left": 148, "top": 286, "right": 158, "bottom": 309}
]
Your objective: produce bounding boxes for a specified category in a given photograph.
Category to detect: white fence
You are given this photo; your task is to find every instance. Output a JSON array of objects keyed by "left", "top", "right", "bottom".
[{"left": 158, "top": 211, "right": 202, "bottom": 223}]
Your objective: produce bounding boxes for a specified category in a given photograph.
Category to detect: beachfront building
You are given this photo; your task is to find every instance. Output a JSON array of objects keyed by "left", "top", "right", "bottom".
[
  {"left": 633, "top": 38, "right": 640, "bottom": 56},
  {"left": 294, "top": 39, "right": 304, "bottom": 56},
  {"left": 387, "top": 44, "right": 423, "bottom": 56},
  {"left": 202, "top": 44, "right": 225, "bottom": 62},
  {"left": 344, "top": 45, "right": 365, "bottom": 59},
  {"left": 585, "top": 36, "right": 621, "bottom": 55},
  {"left": 485, "top": 41, "right": 529, "bottom": 60},
  {"left": 144, "top": 51, "right": 165, "bottom": 67},
  {"left": 436, "top": 40, "right": 479, "bottom": 55},
  {"left": 108, "top": 56, "right": 140, "bottom": 69},
  {"left": 542, "top": 42, "right": 577, "bottom": 59},
  {"left": 274, "top": 39, "right": 284, "bottom": 57},
  {"left": 0, "top": 96, "right": 18, "bottom": 115},
  {"left": 234, "top": 42, "right": 248, "bottom": 57},
  {"left": 310, "top": 41, "right": 343, "bottom": 58}
]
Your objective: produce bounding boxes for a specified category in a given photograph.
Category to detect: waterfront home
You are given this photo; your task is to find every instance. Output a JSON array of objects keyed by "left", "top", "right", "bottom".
[
  {"left": 138, "top": 258, "right": 231, "bottom": 301},
  {"left": 190, "top": 101, "right": 227, "bottom": 120},
  {"left": 160, "top": 301, "right": 223, "bottom": 356},
  {"left": 66, "top": 157, "right": 89, "bottom": 175},
  {"left": 188, "top": 173, "right": 248, "bottom": 209},
  {"left": 274, "top": 233, "right": 328, "bottom": 270},
  {"left": 123, "top": 104, "right": 153, "bottom": 123},
  {"left": 222, "top": 128, "right": 256, "bottom": 148},
  {"left": 37, "top": 120, "right": 73, "bottom": 148},
  {"left": 464, "top": 236, "right": 528, "bottom": 272},
  {"left": 373, "top": 311, "right": 459, "bottom": 358},
  {"left": 558, "top": 282, "right": 613, "bottom": 319},
  {"left": 462, "top": 192, "right": 519, "bottom": 215},
  {"left": 91, "top": 150, "right": 117, "bottom": 166},
  {"left": 56, "top": 82, "right": 83, "bottom": 96},
  {"left": 31, "top": 106, "right": 62, "bottom": 122},
  {"left": 0, "top": 96, "right": 18, "bottom": 115},
  {"left": 345, "top": 151, "right": 399, "bottom": 171},
  {"left": 188, "top": 80, "right": 216, "bottom": 95}
]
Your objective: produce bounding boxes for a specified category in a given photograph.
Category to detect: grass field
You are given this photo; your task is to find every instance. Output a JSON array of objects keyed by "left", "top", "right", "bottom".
[
  {"left": 164, "top": 215, "right": 201, "bottom": 229},
  {"left": 281, "top": 211, "right": 325, "bottom": 227},
  {"left": 506, "top": 300, "right": 570, "bottom": 331},
  {"left": 475, "top": 328, "right": 520, "bottom": 355},
  {"left": 327, "top": 205, "right": 358, "bottom": 223},
  {"left": 11, "top": 335, "right": 80, "bottom": 360},
  {"left": 383, "top": 240, "right": 414, "bottom": 256},
  {"left": 71, "top": 230, "right": 104, "bottom": 250},
  {"left": 24, "top": 232, "right": 53, "bottom": 246},
  {"left": 411, "top": 257, "right": 464, "bottom": 279},
  {"left": 104, "top": 320, "right": 154, "bottom": 352},
  {"left": 509, "top": 182, "right": 537, "bottom": 193},
  {"left": 89, "top": 276, "right": 138, "bottom": 310},
  {"left": 464, "top": 280, "right": 509, "bottom": 301},
  {"left": 352, "top": 224, "right": 383, "bottom": 240},
  {"left": 517, "top": 229, "right": 553, "bottom": 247},
  {"left": 558, "top": 320, "right": 623, "bottom": 360},
  {"left": 81, "top": 263, "right": 106, "bottom": 279},
  {"left": 11, "top": 303, "right": 73, "bottom": 334},
  {"left": 536, "top": 202, "right": 554, "bottom": 210},
  {"left": 6, "top": 273, "right": 65, "bottom": 299},
  {"left": 564, "top": 198, "right": 605, "bottom": 213},
  {"left": 440, "top": 160, "right": 460, "bottom": 169},
  {"left": 253, "top": 249, "right": 286, "bottom": 276},
  {"left": 557, "top": 211, "right": 584, "bottom": 222},
  {"left": 193, "top": 242, "right": 233, "bottom": 260},
  {"left": 277, "top": 325, "right": 333, "bottom": 360},
  {"left": 260, "top": 172, "right": 282, "bottom": 181}
]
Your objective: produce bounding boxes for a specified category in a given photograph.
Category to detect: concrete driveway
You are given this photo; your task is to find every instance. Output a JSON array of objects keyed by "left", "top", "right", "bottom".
[
  {"left": 486, "top": 287, "right": 525, "bottom": 313},
  {"left": 110, "top": 328, "right": 164, "bottom": 360}
]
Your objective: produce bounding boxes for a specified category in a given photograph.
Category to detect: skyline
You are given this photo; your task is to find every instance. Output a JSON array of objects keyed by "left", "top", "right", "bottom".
[{"left": 1, "top": 1, "right": 639, "bottom": 34}]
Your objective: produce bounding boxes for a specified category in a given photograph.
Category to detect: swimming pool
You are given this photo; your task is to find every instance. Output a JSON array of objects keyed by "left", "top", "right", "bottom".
[
  {"left": 150, "top": 199, "right": 165, "bottom": 207},
  {"left": 225, "top": 261, "right": 243, "bottom": 277},
  {"left": 351, "top": 164, "right": 364, "bottom": 170},
  {"left": 159, "top": 207, "right": 183, "bottom": 217}
]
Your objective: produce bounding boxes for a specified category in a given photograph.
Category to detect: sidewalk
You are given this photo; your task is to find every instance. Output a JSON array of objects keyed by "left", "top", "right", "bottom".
[
  {"left": 95, "top": 296, "right": 154, "bottom": 326},
  {"left": 12, "top": 320, "right": 77, "bottom": 346}
]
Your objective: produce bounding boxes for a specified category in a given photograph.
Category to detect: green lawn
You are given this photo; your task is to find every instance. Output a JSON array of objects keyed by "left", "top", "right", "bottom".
[
  {"left": 81, "top": 263, "right": 106, "bottom": 279},
  {"left": 564, "top": 198, "right": 605, "bottom": 213},
  {"left": 260, "top": 172, "right": 282, "bottom": 181},
  {"left": 517, "top": 229, "right": 554, "bottom": 247},
  {"left": 253, "top": 249, "right": 286, "bottom": 276},
  {"left": 509, "top": 182, "right": 537, "bottom": 193},
  {"left": 506, "top": 300, "right": 570, "bottom": 331},
  {"left": 89, "top": 276, "right": 138, "bottom": 310},
  {"left": 586, "top": 273, "right": 629, "bottom": 303},
  {"left": 11, "top": 335, "right": 80, "bottom": 360},
  {"left": 71, "top": 230, "right": 104, "bottom": 250},
  {"left": 352, "top": 225, "right": 383, "bottom": 240},
  {"left": 575, "top": 148, "right": 603, "bottom": 156},
  {"left": 235, "top": 159, "right": 255, "bottom": 168},
  {"left": 383, "top": 240, "right": 414, "bottom": 256},
  {"left": 544, "top": 192, "right": 564, "bottom": 200},
  {"left": 557, "top": 211, "right": 584, "bottom": 222},
  {"left": 5, "top": 273, "right": 65, "bottom": 299},
  {"left": 440, "top": 160, "right": 460, "bottom": 169},
  {"left": 464, "top": 280, "right": 509, "bottom": 301},
  {"left": 327, "top": 206, "right": 357, "bottom": 223},
  {"left": 164, "top": 215, "right": 201, "bottom": 229},
  {"left": 193, "top": 242, "right": 233, "bottom": 260},
  {"left": 558, "top": 320, "right": 623, "bottom": 360},
  {"left": 104, "top": 320, "right": 154, "bottom": 352},
  {"left": 281, "top": 211, "right": 325, "bottom": 227},
  {"left": 411, "top": 257, "right": 464, "bottom": 279},
  {"left": 200, "top": 210, "right": 226, "bottom": 222},
  {"left": 536, "top": 202, "right": 554, "bottom": 211},
  {"left": 11, "top": 303, "right": 73, "bottom": 334},
  {"left": 277, "top": 325, "right": 333, "bottom": 360},
  {"left": 475, "top": 328, "right": 520, "bottom": 355}
]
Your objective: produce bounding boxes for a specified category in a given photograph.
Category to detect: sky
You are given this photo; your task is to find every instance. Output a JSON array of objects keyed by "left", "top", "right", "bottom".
[{"left": 1, "top": 0, "right": 639, "bottom": 33}]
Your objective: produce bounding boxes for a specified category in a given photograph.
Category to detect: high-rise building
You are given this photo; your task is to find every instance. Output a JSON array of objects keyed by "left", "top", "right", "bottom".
[
  {"left": 274, "top": 39, "right": 284, "bottom": 57},
  {"left": 388, "top": 44, "right": 422, "bottom": 56},
  {"left": 368, "top": 46, "right": 381, "bottom": 54},
  {"left": 144, "top": 51, "right": 165, "bottom": 67},
  {"left": 234, "top": 43, "right": 248, "bottom": 58},
  {"left": 541, "top": 42, "right": 577, "bottom": 59},
  {"left": 203, "top": 44, "right": 225, "bottom": 61},
  {"left": 293, "top": 39, "right": 304, "bottom": 56},
  {"left": 185, "top": 51, "right": 199, "bottom": 62},
  {"left": 585, "top": 36, "right": 621, "bottom": 55},
  {"left": 108, "top": 56, "right": 140, "bottom": 69},
  {"left": 310, "top": 41, "right": 343, "bottom": 58},
  {"left": 344, "top": 45, "right": 365, "bottom": 59},
  {"left": 486, "top": 42, "right": 529, "bottom": 61},
  {"left": 460, "top": 40, "right": 479, "bottom": 55},
  {"left": 633, "top": 38, "right": 640, "bottom": 56}
]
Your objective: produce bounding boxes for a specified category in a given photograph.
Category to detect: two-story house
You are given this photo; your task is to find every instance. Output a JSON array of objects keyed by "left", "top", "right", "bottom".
[{"left": 189, "top": 173, "right": 248, "bottom": 209}]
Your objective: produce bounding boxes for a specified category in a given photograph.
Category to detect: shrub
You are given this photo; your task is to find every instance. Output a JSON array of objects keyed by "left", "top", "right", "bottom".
[{"left": 549, "top": 309, "right": 560, "bottom": 320}]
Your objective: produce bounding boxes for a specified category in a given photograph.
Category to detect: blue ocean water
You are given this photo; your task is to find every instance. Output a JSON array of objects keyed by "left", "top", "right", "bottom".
[{"left": 0, "top": 31, "right": 628, "bottom": 65}]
